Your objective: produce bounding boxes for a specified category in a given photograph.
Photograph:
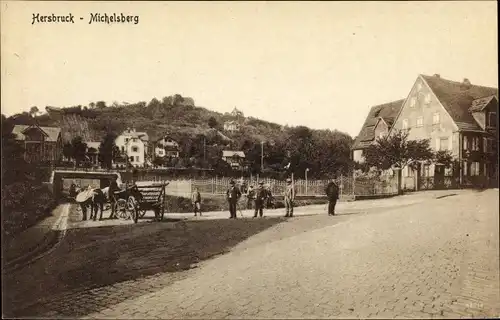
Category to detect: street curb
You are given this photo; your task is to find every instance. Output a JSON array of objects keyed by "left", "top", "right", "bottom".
[{"left": 3, "top": 204, "right": 70, "bottom": 273}]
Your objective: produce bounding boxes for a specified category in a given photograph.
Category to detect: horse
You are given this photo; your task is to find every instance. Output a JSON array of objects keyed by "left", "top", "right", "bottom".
[{"left": 75, "top": 186, "right": 108, "bottom": 221}]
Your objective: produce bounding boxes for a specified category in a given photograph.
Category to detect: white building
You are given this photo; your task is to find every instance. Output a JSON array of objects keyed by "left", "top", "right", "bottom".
[
  {"left": 223, "top": 120, "right": 240, "bottom": 133},
  {"left": 115, "top": 128, "right": 149, "bottom": 167}
]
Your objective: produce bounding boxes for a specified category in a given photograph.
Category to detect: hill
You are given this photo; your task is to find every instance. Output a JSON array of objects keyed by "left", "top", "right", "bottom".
[{"left": 6, "top": 94, "right": 354, "bottom": 178}]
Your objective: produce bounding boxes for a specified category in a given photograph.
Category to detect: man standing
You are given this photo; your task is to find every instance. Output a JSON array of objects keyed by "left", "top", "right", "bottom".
[
  {"left": 192, "top": 187, "right": 202, "bottom": 217},
  {"left": 246, "top": 185, "right": 255, "bottom": 210},
  {"left": 284, "top": 178, "right": 296, "bottom": 217},
  {"left": 254, "top": 182, "right": 268, "bottom": 218},
  {"left": 108, "top": 175, "right": 120, "bottom": 219},
  {"left": 226, "top": 180, "right": 241, "bottom": 219},
  {"left": 325, "top": 179, "right": 340, "bottom": 216}
]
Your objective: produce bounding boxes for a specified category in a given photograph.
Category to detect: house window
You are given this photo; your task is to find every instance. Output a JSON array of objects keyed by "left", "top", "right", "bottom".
[
  {"left": 416, "top": 116, "right": 423, "bottom": 127},
  {"left": 121, "top": 146, "right": 125, "bottom": 152},
  {"left": 483, "top": 137, "right": 487, "bottom": 152},
  {"left": 132, "top": 146, "right": 138, "bottom": 152},
  {"left": 487, "top": 112, "right": 496, "bottom": 127},
  {"left": 487, "top": 138, "right": 495, "bottom": 153},
  {"left": 463, "top": 161, "right": 468, "bottom": 176},
  {"left": 463, "top": 136, "right": 468, "bottom": 150},
  {"left": 410, "top": 97, "right": 416, "bottom": 108},
  {"left": 402, "top": 119, "right": 409, "bottom": 130},
  {"left": 136, "top": 156, "right": 140, "bottom": 162},
  {"left": 424, "top": 93, "right": 431, "bottom": 105},
  {"left": 470, "top": 162, "right": 480, "bottom": 176},
  {"left": 432, "top": 112, "right": 440, "bottom": 124},
  {"left": 472, "top": 137, "right": 479, "bottom": 151},
  {"left": 439, "top": 138, "right": 449, "bottom": 151}
]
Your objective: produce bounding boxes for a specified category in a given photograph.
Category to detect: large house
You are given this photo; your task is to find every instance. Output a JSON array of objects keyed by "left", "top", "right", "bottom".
[
  {"left": 388, "top": 74, "right": 498, "bottom": 189},
  {"left": 154, "top": 135, "right": 180, "bottom": 158},
  {"left": 114, "top": 128, "right": 149, "bottom": 167},
  {"left": 352, "top": 100, "right": 405, "bottom": 163},
  {"left": 222, "top": 150, "right": 246, "bottom": 170},
  {"left": 11, "top": 124, "right": 62, "bottom": 163}
]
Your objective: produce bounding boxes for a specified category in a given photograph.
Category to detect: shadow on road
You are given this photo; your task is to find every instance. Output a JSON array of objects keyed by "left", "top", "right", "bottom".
[{"left": 3, "top": 214, "right": 285, "bottom": 318}]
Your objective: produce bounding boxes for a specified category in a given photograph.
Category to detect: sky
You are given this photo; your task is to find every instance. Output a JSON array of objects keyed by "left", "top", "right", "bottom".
[{"left": 1, "top": 1, "right": 497, "bottom": 137}]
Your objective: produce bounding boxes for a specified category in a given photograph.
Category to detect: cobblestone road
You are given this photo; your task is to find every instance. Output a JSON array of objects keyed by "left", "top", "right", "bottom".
[{"left": 15, "top": 189, "right": 500, "bottom": 319}]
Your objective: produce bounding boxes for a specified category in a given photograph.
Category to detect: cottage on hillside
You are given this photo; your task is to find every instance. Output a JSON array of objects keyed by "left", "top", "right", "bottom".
[
  {"left": 155, "top": 135, "right": 180, "bottom": 158},
  {"left": 222, "top": 150, "right": 246, "bottom": 170},
  {"left": 11, "top": 124, "right": 62, "bottom": 163}
]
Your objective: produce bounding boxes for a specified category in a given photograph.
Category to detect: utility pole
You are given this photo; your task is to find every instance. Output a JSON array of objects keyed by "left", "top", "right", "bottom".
[
  {"left": 261, "top": 141, "right": 264, "bottom": 173},
  {"left": 203, "top": 136, "right": 206, "bottom": 163}
]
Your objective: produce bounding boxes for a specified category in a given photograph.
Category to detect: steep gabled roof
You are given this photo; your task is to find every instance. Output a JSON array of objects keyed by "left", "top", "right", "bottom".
[
  {"left": 470, "top": 95, "right": 497, "bottom": 112},
  {"left": 222, "top": 150, "right": 245, "bottom": 158},
  {"left": 12, "top": 125, "right": 61, "bottom": 142},
  {"left": 421, "top": 75, "right": 498, "bottom": 131},
  {"left": 352, "top": 99, "right": 405, "bottom": 150}
]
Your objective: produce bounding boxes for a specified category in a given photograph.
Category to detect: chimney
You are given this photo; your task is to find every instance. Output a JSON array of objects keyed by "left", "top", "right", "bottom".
[
  {"left": 433, "top": 74, "right": 440, "bottom": 78},
  {"left": 461, "top": 78, "right": 471, "bottom": 89}
]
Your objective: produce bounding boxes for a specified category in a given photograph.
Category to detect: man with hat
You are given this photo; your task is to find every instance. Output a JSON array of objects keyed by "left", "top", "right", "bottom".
[
  {"left": 226, "top": 180, "right": 242, "bottom": 219},
  {"left": 325, "top": 178, "right": 340, "bottom": 216},
  {"left": 253, "top": 181, "right": 268, "bottom": 218},
  {"left": 284, "top": 177, "right": 296, "bottom": 217}
]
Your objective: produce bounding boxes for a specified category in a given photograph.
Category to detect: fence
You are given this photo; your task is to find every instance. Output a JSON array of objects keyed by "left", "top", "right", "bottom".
[{"left": 133, "top": 174, "right": 398, "bottom": 200}]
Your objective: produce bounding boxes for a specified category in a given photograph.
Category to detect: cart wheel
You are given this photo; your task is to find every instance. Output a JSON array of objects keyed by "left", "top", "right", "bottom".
[
  {"left": 126, "top": 196, "right": 139, "bottom": 223},
  {"left": 116, "top": 199, "right": 130, "bottom": 220}
]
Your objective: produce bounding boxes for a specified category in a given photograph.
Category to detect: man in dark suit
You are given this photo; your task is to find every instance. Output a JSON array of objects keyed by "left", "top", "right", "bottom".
[
  {"left": 253, "top": 181, "right": 268, "bottom": 218},
  {"left": 325, "top": 179, "right": 340, "bottom": 216},
  {"left": 226, "top": 180, "right": 242, "bottom": 219}
]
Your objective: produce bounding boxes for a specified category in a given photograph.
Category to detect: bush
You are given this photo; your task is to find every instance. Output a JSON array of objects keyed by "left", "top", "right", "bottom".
[{"left": 1, "top": 182, "right": 57, "bottom": 239}]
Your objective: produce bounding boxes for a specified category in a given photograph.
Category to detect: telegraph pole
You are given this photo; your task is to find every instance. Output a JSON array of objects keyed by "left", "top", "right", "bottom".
[{"left": 261, "top": 141, "right": 264, "bottom": 172}]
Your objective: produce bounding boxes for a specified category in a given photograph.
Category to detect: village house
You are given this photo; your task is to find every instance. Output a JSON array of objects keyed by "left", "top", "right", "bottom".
[
  {"left": 388, "top": 74, "right": 498, "bottom": 189},
  {"left": 114, "top": 128, "right": 149, "bottom": 167},
  {"left": 352, "top": 100, "right": 406, "bottom": 163},
  {"left": 11, "top": 124, "right": 63, "bottom": 163},
  {"left": 154, "top": 135, "right": 180, "bottom": 158},
  {"left": 222, "top": 150, "right": 246, "bottom": 170}
]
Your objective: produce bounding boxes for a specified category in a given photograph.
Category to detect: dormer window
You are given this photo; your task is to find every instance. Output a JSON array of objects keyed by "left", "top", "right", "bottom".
[{"left": 416, "top": 116, "right": 423, "bottom": 127}]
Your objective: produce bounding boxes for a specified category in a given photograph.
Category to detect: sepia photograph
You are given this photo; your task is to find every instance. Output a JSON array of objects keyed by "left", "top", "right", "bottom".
[{"left": 1, "top": 1, "right": 498, "bottom": 319}]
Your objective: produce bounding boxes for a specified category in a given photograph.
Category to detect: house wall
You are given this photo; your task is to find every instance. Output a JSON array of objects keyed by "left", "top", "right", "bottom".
[
  {"left": 391, "top": 76, "right": 460, "bottom": 162},
  {"left": 126, "top": 139, "right": 145, "bottom": 167},
  {"left": 352, "top": 149, "right": 364, "bottom": 163}
]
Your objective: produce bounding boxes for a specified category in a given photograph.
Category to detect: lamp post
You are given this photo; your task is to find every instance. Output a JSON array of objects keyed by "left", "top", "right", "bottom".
[{"left": 305, "top": 168, "right": 310, "bottom": 195}]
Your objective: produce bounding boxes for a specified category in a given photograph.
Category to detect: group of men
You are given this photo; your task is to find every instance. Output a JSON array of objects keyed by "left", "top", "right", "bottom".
[
  {"left": 191, "top": 177, "right": 340, "bottom": 219},
  {"left": 226, "top": 177, "right": 297, "bottom": 219}
]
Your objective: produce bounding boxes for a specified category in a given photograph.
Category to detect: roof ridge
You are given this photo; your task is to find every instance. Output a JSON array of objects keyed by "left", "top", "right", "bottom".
[{"left": 421, "top": 74, "right": 498, "bottom": 90}]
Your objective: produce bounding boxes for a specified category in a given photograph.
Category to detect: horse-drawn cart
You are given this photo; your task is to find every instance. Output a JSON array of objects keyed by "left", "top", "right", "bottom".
[{"left": 113, "top": 183, "right": 169, "bottom": 223}]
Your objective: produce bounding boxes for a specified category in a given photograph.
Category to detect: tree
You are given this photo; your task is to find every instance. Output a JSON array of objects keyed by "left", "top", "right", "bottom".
[
  {"left": 208, "top": 116, "right": 218, "bottom": 129},
  {"left": 434, "top": 150, "right": 454, "bottom": 168},
  {"left": 364, "top": 129, "right": 434, "bottom": 194},
  {"left": 71, "top": 136, "right": 88, "bottom": 167},
  {"left": 62, "top": 142, "right": 73, "bottom": 161},
  {"left": 89, "top": 102, "right": 96, "bottom": 109},
  {"left": 98, "top": 132, "right": 119, "bottom": 169},
  {"left": 29, "top": 106, "right": 39, "bottom": 118},
  {"left": 96, "top": 101, "right": 107, "bottom": 109}
]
